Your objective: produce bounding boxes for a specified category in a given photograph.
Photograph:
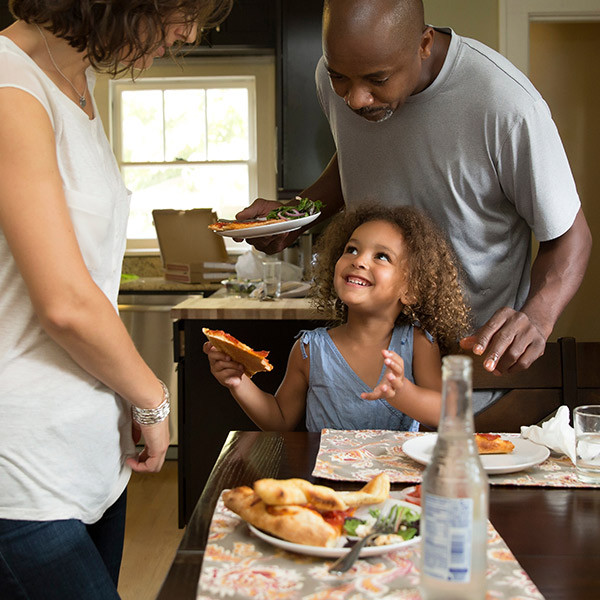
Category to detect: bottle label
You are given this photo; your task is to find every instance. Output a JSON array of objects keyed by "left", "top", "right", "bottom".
[{"left": 422, "top": 493, "right": 473, "bottom": 583}]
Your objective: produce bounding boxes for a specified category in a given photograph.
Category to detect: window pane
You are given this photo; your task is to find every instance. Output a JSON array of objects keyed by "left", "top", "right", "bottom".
[
  {"left": 207, "top": 88, "right": 249, "bottom": 161},
  {"left": 123, "top": 164, "right": 249, "bottom": 239},
  {"left": 121, "top": 90, "right": 164, "bottom": 162},
  {"left": 164, "top": 89, "right": 207, "bottom": 162}
]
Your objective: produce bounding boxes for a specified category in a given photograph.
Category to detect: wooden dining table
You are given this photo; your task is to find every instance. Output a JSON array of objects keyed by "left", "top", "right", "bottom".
[{"left": 157, "top": 431, "right": 600, "bottom": 600}]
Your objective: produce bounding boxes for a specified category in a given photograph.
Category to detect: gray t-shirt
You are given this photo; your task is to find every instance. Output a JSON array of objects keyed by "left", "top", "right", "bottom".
[{"left": 316, "top": 28, "right": 580, "bottom": 330}]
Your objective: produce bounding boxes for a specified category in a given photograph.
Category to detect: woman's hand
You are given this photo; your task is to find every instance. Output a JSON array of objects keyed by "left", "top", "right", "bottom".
[
  {"left": 127, "top": 418, "right": 170, "bottom": 473},
  {"left": 361, "top": 349, "right": 406, "bottom": 401},
  {"left": 203, "top": 341, "right": 245, "bottom": 388}
]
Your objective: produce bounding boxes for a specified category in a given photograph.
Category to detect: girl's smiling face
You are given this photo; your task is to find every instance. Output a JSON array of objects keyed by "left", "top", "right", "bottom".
[{"left": 334, "top": 220, "right": 412, "bottom": 318}]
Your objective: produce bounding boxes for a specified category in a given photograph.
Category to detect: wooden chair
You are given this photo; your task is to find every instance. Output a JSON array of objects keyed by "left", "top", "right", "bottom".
[
  {"left": 473, "top": 337, "right": 578, "bottom": 433},
  {"left": 574, "top": 342, "right": 600, "bottom": 405}
]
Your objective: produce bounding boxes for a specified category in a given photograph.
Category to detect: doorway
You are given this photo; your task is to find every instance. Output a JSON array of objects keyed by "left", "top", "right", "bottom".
[{"left": 500, "top": 0, "right": 600, "bottom": 341}]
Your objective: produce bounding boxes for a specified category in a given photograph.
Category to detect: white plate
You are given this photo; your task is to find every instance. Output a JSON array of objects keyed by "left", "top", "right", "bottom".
[
  {"left": 247, "top": 494, "right": 420, "bottom": 558},
  {"left": 214, "top": 213, "right": 320, "bottom": 239},
  {"left": 402, "top": 434, "right": 550, "bottom": 475}
]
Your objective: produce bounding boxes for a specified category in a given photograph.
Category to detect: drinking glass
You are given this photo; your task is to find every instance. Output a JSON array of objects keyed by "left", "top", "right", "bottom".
[
  {"left": 573, "top": 405, "right": 600, "bottom": 483},
  {"left": 261, "top": 260, "right": 281, "bottom": 300}
]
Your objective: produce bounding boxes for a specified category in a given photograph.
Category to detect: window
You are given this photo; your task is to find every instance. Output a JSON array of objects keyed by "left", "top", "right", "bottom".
[{"left": 111, "top": 76, "right": 257, "bottom": 245}]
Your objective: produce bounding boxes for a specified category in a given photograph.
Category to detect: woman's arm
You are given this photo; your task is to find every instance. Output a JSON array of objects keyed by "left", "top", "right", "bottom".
[
  {"left": 0, "top": 88, "right": 168, "bottom": 471},
  {"left": 204, "top": 338, "right": 309, "bottom": 431},
  {"left": 361, "top": 328, "right": 442, "bottom": 427}
]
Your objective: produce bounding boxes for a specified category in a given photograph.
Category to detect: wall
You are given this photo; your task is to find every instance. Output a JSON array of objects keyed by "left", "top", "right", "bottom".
[
  {"left": 529, "top": 22, "right": 600, "bottom": 341},
  {"left": 423, "top": 0, "right": 499, "bottom": 49}
]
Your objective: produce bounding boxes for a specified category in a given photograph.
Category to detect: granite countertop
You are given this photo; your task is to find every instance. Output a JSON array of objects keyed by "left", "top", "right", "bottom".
[{"left": 119, "top": 276, "right": 220, "bottom": 294}]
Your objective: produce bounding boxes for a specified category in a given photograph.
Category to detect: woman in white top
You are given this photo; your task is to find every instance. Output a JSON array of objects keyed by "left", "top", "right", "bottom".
[{"left": 0, "top": 1, "right": 232, "bottom": 598}]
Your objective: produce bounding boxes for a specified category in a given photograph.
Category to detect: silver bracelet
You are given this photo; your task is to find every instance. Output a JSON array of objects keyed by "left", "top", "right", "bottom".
[{"left": 131, "top": 380, "right": 170, "bottom": 426}]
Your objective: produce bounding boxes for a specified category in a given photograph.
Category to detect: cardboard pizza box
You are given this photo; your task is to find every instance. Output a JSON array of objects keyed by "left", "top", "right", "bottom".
[{"left": 152, "top": 209, "right": 232, "bottom": 283}]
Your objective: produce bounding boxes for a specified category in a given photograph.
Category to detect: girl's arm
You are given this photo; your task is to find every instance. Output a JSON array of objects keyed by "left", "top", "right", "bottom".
[
  {"left": 0, "top": 89, "right": 169, "bottom": 472},
  {"left": 361, "top": 328, "right": 442, "bottom": 427},
  {"left": 204, "top": 338, "right": 309, "bottom": 431}
]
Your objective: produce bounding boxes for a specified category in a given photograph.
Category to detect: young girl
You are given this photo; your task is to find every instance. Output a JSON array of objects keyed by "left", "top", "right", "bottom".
[{"left": 205, "top": 205, "right": 470, "bottom": 431}]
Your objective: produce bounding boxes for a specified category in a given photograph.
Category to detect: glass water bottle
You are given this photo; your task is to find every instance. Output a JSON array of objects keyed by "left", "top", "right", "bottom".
[{"left": 419, "top": 355, "right": 489, "bottom": 600}]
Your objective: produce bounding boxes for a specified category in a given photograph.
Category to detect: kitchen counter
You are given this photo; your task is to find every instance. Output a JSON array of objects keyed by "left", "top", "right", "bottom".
[{"left": 171, "top": 295, "right": 323, "bottom": 320}]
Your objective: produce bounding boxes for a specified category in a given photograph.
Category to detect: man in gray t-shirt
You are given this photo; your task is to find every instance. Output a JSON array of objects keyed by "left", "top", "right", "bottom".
[{"left": 237, "top": 0, "right": 591, "bottom": 410}]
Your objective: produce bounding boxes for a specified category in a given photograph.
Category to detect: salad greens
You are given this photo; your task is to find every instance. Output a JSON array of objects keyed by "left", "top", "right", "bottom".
[
  {"left": 266, "top": 197, "right": 323, "bottom": 220},
  {"left": 343, "top": 504, "right": 420, "bottom": 541}
]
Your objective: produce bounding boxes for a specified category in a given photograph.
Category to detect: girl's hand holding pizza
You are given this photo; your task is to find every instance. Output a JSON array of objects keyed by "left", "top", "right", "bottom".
[
  {"left": 203, "top": 341, "right": 245, "bottom": 388},
  {"left": 361, "top": 349, "right": 406, "bottom": 401}
]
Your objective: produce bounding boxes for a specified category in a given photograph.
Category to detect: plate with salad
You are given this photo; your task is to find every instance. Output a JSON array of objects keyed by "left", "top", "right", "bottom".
[
  {"left": 209, "top": 197, "right": 322, "bottom": 239},
  {"left": 248, "top": 493, "right": 421, "bottom": 559}
]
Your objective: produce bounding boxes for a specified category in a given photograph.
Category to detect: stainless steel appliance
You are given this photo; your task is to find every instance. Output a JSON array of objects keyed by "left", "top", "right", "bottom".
[{"left": 118, "top": 293, "right": 200, "bottom": 450}]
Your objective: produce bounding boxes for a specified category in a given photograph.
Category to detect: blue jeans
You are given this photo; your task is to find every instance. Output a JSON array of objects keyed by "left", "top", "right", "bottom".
[{"left": 0, "top": 490, "right": 127, "bottom": 600}]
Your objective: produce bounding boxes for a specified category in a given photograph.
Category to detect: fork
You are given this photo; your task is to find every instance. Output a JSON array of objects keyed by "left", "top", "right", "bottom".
[{"left": 328, "top": 520, "right": 394, "bottom": 575}]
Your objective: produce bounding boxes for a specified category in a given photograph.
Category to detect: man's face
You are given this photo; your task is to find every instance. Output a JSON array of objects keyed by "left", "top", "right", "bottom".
[{"left": 323, "top": 27, "right": 429, "bottom": 122}]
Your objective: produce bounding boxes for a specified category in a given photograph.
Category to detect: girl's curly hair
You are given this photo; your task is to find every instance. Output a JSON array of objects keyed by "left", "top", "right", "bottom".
[
  {"left": 9, "top": 0, "right": 233, "bottom": 77},
  {"left": 310, "top": 205, "right": 471, "bottom": 355}
]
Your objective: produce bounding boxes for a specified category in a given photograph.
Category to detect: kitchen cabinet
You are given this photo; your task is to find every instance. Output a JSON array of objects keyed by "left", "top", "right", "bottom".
[
  {"left": 171, "top": 296, "right": 329, "bottom": 526},
  {"left": 198, "top": 0, "right": 276, "bottom": 50},
  {"left": 277, "top": 0, "right": 336, "bottom": 196}
]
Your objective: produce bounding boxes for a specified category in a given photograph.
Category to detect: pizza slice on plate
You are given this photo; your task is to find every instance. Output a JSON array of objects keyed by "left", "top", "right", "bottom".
[
  {"left": 475, "top": 433, "right": 515, "bottom": 454},
  {"left": 208, "top": 218, "right": 287, "bottom": 232}
]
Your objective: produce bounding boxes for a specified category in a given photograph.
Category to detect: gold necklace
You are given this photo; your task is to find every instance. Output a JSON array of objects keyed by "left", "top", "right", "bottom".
[{"left": 35, "top": 24, "right": 87, "bottom": 108}]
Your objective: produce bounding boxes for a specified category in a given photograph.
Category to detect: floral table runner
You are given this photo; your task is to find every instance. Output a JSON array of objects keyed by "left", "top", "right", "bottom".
[
  {"left": 197, "top": 493, "right": 544, "bottom": 600},
  {"left": 311, "top": 429, "right": 600, "bottom": 487}
]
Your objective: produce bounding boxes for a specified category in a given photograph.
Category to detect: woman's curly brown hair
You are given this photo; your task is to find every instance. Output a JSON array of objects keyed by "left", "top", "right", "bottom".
[
  {"left": 310, "top": 205, "right": 472, "bottom": 355},
  {"left": 9, "top": 0, "right": 233, "bottom": 77}
]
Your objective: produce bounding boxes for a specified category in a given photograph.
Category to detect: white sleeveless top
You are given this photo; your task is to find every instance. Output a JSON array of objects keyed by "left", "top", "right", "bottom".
[{"left": 0, "top": 37, "right": 134, "bottom": 524}]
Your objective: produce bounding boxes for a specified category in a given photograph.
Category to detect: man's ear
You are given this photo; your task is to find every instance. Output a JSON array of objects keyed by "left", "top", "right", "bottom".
[{"left": 419, "top": 26, "right": 434, "bottom": 60}]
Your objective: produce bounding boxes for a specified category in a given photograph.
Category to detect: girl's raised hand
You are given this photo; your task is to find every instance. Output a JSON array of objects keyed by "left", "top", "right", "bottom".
[
  {"left": 361, "top": 349, "right": 406, "bottom": 401},
  {"left": 203, "top": 341, "right": 245, "bottom": 388}
]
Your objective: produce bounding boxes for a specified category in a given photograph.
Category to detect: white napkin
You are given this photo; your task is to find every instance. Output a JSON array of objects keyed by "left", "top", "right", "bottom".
[{"left": 520, "top": 405, "right": 577, "bottom": 465}]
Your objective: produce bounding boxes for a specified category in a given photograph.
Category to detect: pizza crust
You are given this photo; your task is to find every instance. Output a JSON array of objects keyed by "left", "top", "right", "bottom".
[
  {"left": 254, "top": 478, "right": 348, "bottom": 511},
  {"left": 223, "top": 486, "right": 340, "bottom": 547},
  {"left": 337, "top": 472, "right": 391, "bottom": 507},
  {"left": 203, "top": 328, "right": 273, "bottom": 377}
]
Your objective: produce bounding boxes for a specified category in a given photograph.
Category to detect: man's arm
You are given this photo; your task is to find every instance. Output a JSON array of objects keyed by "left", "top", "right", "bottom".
[
  {"left": 235, "top": 153, "right": 345, "bottom": 254},
  {"left": 461, "top": 207, "right": 592, "bottom": 374}
]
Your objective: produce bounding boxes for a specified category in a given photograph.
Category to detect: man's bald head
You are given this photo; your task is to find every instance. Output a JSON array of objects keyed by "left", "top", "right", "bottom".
[{"left": 323, "top": 0, "right": 425, "bottom": 56}]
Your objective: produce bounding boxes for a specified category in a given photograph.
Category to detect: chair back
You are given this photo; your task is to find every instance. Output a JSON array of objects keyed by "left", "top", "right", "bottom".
[{"left": 473, "top": 337, "right": 577, "bottom": 432}]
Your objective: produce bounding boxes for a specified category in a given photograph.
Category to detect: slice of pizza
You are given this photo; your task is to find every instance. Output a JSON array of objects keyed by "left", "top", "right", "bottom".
[
  {"left": 475, "top": 433, "right": 515, "bottom": 454},
  {"left": 208, "top": 218, "right": 287, "bottom": 232},
  {"left": 203, "top": 327, "right": 273, "bottom": 377}
]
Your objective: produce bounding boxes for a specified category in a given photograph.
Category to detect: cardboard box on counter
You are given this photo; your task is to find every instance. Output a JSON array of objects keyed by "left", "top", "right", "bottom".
[{"left": 153, "top": 209, "right": 234, "bottom": 283}]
